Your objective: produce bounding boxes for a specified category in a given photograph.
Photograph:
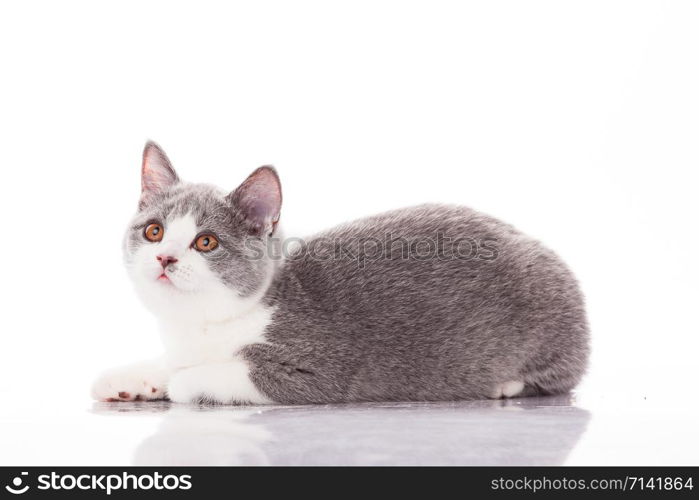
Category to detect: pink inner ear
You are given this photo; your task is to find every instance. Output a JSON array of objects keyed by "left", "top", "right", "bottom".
[
  {"left": 142, "top": 163, "right": 174, "bottom": 192},
  {"left": 141, "top": 142, "right": 178, "bottom": 195},
  {"left": 234, "top": 166, "right": 282, "bottom": 233}
]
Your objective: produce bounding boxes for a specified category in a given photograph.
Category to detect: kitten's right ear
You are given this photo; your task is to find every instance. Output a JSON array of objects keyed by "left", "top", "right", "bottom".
[{"left": 140, "top": 141, "right": 179, "bottom": 207}]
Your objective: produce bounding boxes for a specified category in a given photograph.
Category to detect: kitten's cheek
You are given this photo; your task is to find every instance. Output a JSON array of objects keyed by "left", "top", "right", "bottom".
[{"left": 128, "top": 253, "right": 160, "bottom": 282}]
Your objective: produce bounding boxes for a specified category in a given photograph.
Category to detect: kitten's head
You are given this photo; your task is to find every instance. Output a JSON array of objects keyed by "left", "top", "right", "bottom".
[{"left": 124, "top": 142, "right": 282, "bottom": 322}]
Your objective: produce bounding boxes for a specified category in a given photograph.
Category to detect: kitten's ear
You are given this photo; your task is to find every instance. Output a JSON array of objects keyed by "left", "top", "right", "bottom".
[
  {"left": 228, "top": 166, "right": 282, "bottom": 236},
  {"left": 140, "top": 141, "right": 179, "bottom": 207}
]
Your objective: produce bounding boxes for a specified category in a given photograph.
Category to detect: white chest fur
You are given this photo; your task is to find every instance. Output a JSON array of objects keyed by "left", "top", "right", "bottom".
[
  {"left": 91, "top": 303, "right": 275, "bottom": 405},
  {"left": 159, "top": 303, "right": 274, "bottom": 370}
]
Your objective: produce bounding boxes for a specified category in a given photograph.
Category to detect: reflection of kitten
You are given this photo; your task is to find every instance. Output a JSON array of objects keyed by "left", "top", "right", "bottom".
[
  {"left": 133, "top": 408, "right": 271, "bottom": 466},
  {"left": 92, "top": 142, "right": 589, "bottom": 404},
  {"left": 127, "top": 396, "right": 590, "bottom": 465}
]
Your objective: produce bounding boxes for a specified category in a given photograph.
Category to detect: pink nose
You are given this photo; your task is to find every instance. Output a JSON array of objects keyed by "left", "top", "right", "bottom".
[{"left": 157, "top": 255, "right": 178, "bottom": 269}]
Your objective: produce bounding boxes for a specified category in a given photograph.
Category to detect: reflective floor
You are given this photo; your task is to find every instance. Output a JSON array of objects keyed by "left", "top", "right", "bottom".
[
  {"left": 120, "top": 396, "right": 589, "bottom": 466},
  {"left": 1, "top": 391, "right": 695, "bottom": 465}
]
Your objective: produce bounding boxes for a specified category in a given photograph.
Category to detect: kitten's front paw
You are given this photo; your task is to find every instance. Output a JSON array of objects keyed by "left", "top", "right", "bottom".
[
  {"left": 91, "top": 361, "right": 169, "bottom": 402},
  {"left": 167, "top": 368, "right": 208, "bottom": 404},
  {"left": 167, "top": 362, "right": 271, "bottom": 405}
]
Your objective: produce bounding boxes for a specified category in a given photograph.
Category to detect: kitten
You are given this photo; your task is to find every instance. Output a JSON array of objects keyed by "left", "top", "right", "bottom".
[{"left": 92, "top": 142, "right": 589, "bottom": 404}]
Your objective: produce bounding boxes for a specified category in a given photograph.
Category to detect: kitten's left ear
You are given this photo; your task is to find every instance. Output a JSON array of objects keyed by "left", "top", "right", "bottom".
[
  {"left": 228, "top": 166, "right": 282, "bottom": 236},
  {"left": 140, "top": 141, "right": 179, "bottom": 207}
]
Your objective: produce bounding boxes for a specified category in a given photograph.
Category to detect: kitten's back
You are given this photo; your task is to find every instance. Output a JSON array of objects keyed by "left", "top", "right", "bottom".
[{"left": 247, "top": 204, "right": 588, "bottom": 403}]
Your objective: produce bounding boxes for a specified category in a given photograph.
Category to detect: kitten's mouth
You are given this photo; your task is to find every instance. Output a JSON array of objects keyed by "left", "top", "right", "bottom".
[{"left": 157, "top": 273, "right": 171, "bottom": 283}]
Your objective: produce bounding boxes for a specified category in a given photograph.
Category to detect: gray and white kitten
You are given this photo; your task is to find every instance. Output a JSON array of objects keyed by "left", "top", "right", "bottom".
[{"left": 92, "top": 142, "right": 589, "bottom": 404}]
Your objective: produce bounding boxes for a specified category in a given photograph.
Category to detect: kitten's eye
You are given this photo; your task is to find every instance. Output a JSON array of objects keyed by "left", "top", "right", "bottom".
[
  {"left": 144, "top": 223, "right": 164, "bottom": 242},
  {"left": 194, "top": 234, "right": 219, "bottom": 252}
]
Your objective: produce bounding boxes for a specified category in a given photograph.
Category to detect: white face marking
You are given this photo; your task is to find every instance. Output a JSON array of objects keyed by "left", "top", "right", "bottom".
[
  {"left": 130, "top": 214, "right": 209, "bottom": 292},
  {"left": 126, "top": 213, "right": 244, "bottom": 323}
]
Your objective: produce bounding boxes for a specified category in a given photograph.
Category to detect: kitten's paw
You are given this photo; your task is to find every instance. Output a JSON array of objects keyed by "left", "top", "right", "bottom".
[
  {"left": 167, "top": 369, "right": 209, "bottom": 404},
  {"left": 490, "top": 380, "right": 525, "bottom": 399},
  {"left": 91, "top": 361, "right": 169, "bottom": 402},
  {"left": 167, "top": 361, "right": 271, "bottom": 405}
]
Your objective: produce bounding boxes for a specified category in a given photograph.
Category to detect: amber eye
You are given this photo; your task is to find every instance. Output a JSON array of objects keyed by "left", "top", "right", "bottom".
[
  {"left": 194, "top": 234, "right": 219, "bottom": 252},
  {"left": 144, "top": 223, "right": 164, "bottom": 242}
]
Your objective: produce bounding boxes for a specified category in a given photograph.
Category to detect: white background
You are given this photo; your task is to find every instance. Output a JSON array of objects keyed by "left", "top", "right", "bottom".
[{"left": 0, "top": 1, "right": 697, "bottom": 464}]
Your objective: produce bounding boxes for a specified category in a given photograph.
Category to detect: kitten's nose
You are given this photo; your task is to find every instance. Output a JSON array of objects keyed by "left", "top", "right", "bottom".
[{"left": 156, "top": 255, "right": 178, "bottom": 269}]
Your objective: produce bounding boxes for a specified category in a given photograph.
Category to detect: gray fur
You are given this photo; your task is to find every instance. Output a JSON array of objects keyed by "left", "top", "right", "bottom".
[
  {"left": 245, "top": 205, "right": 589, "bottom": 403},
  {"left": 128, "top": 145, "right": 589, "bottom": 404}
]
